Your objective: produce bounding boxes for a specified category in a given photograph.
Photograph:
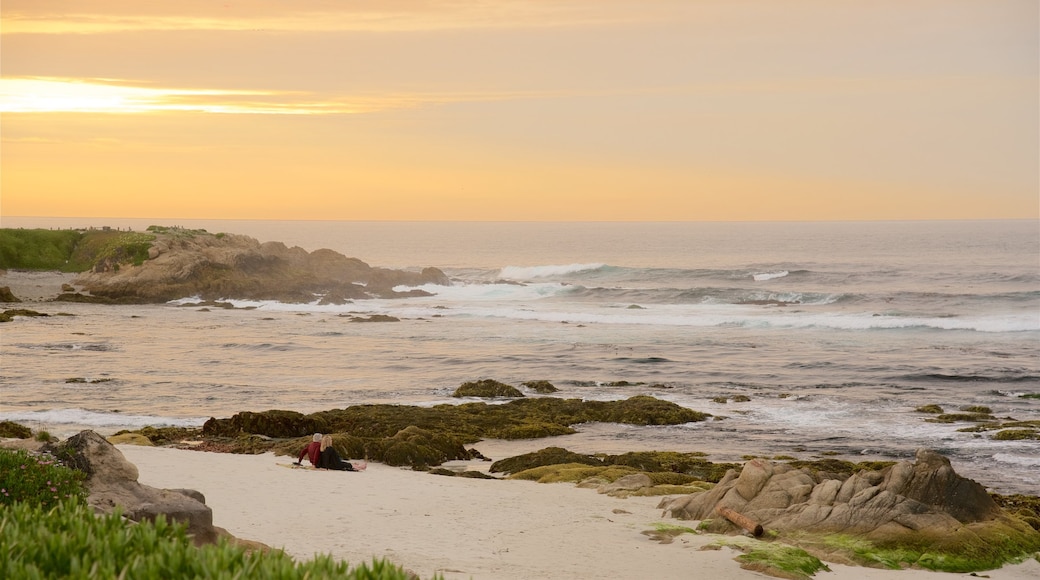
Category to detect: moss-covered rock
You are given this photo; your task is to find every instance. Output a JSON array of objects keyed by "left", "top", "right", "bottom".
[
  {"left": 491, "top": 447, "right": 603, "bottom": 474},
  {"left": 609, "top": 451, "right": 738, "bottom": 483},
  {"left": 992, "top": 494, "right": 1040, "bottom": 532},
  {"left": 106, "top": 433, "right": 154, "bottom": 446},
  {"left": 992, "top": 429, "right": 1039, "bottom": 441},
  {"left": 452, "top": 379, "right": 525, "bottom": 398},
  {"left": 128, "top": 426, "right": 202, "bottom": 446},
  {"left": 0, "top": 308, "right": 49, "bottom": 322},
  {"left": 428, "top": 468, "right": 498, "bottom": 479},
  {"left": 0, "top": 420, "right": 32, "bottom": 439},
  {"left": 925, "top": 413, "right": 997, "bottom": 424},
  {"left": 521, "top": 380, "right": 559, "bottom": 394},
  {"left": 490, "top": 447, "right": 739, "bottom": 483},
  {"left": 959, "top": 405, "right": 993, "bottom": 414},
  {"left": 201, "top": 410, "right": 328, "bottom": 438},
  {"left": 915, "top": 404, "right": 944, "bottom": 414}
]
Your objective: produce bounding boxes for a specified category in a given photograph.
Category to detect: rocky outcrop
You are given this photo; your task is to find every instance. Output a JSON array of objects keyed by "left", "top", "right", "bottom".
[
  {"left": 69, "top": 229, "right": 449, "bottom": 303},
  {"left": 658, "top": 449, "right": 1040, "bottom": 569},
  {"left": 45, "top": 430, "right": 217, "bottom": 545},
  {"left": 0, "top": 286, "right": 21, "bottom": 302}
]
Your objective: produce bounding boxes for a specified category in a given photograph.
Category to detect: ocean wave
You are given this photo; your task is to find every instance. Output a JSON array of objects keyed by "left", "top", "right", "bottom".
[
  {"left": 991, "top": 453, "right": 1040, "bottom": 468},
  {"left": 0, "top": 408, "right": 206, "bottom": 429},
  {"left": 498, "top": 263, "right": 607, "bottom": 280},
  {"left": 753, "top": 270, "right": 789, "bottom": 281}
]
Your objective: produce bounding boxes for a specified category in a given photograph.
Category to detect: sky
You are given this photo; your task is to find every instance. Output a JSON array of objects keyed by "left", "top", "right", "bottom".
[{"left": 1, "top": 1, "right": 1037, "bottom": 222}]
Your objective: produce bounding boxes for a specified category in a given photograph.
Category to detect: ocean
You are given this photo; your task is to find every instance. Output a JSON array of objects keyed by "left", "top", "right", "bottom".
[{"left": 1, "top": 219, "right": 1038, "bottom": 494}]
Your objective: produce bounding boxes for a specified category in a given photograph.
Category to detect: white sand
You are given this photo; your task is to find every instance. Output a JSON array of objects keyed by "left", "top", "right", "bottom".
[{"left": 118, "top": 445, "right": 1040, "bottom": 580}]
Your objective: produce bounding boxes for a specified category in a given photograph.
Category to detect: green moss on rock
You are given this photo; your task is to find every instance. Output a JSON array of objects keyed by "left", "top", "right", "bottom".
[
  {"left": 521, "top": 380, "right": 559, "bottom": 394},
  {"left": 992, "top": 429, "right": 1039, "bottom": 441},
  {"left": 202, "top": 410, "right": 328, "bottom": 438},
  {"left": 452, "top": 379, "right": 525, "bottom": 398},
  {"left": 915, "top": 404, "right": 944, "bottom": 414},
  {"left": 925, "top": 413, "right": 997, "bottom": 424},
  {"left": 0, "top": 421, "right": 32, "bottom": 439}
]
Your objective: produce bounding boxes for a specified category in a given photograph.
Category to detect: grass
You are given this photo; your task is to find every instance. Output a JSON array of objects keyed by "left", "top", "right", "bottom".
[
  {"left": 0, "top": 229, "right": 84, "bottom": 271},
  {"left": 0, "top": 228, "right": 157, "bottom": 272},
  {"left": 1, "top": 501, "right": 426, "bottom": 579},
  {"left": 0, "top": 446, "right": 434, "bottom": 579}
]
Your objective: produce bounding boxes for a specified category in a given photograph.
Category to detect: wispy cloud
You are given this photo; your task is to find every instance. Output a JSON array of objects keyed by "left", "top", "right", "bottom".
[
  {"left": 0, "top": 77, "right": 594, "bottom": 115},
  {"left": 1, "top": 1, "right": 650, "bottom": 35}
]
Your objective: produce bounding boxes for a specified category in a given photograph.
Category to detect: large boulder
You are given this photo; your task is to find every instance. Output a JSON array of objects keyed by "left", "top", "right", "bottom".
[
  {"left": 658, "top": 449, "right": 1040, "bottom": 570},
  {"left": 46, "top": 430, "right": 217, "bottom": 545}
]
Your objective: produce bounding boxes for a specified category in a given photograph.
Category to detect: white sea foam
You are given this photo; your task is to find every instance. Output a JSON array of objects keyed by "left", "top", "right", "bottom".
[
  {"left": 499, "top": 263, "right": 606, "bottom": 280},
  {"left": 753, "top": 270, "right": 789, "bottom": 281},
  {"left": 0, "top": 408, "right": 206, "bottom": 429},
  {"left": 991, "top": 453, "right": 1040, "bottom": 468}
]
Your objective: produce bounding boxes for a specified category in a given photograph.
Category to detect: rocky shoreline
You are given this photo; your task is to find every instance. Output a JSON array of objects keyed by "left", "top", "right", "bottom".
[{"left": 1, "top": 226, "right": 450, "bottom": 304}]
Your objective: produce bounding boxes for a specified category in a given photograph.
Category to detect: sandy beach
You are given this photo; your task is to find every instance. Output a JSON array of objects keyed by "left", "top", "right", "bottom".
[
  {"left": 0, "top": 270, "right": 79, "bottom": 302},
  {"left": 117, "top": 445, "right": 1040, "bottom": 580}
]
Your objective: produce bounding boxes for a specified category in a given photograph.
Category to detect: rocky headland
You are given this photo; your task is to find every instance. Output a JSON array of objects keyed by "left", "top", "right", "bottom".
[{"left": 0, "top": 226, "right": 449, "bottom": 304}]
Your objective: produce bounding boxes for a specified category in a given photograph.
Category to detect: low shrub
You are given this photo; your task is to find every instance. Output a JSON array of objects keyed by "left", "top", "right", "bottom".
[
  {"left": 0, "top": 448, "right": 86, "bottom": 509},
  {"left": 0, "top": 501, "right": 425, "bottom": 579}
]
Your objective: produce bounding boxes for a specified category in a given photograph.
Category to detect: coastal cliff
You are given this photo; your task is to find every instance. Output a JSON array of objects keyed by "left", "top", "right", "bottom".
[{"left": 1, "top": 226, "right": 448, "bottom": 304}]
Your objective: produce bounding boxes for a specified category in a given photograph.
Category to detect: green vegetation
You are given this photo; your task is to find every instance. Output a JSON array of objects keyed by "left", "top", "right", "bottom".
[
  {"left": 0, "top": 229, "right": 83, "bottom": 271},
  {"left": 815, "top": 531, "right": 1040, "bottom": 573},
  {"left": 711, "top": 538, "right": 830, "bottom": 580},
  {"left": 0, "top": 448, "right": 86, "bottom": 509},
  {"left": 0, "top": 501, "right": 423, "bottom": 579},
  {"left": 960, "top": 405, "right": 993, "bottom": 414},
  {"left": 0, "top": 228, "right": 156, "bottom": 272},
  {"left": 915, "top": 404, "right": 943, "bottom": 414},
  {"left": 0, "top": 446, "right": 427, "bottom": 578}
]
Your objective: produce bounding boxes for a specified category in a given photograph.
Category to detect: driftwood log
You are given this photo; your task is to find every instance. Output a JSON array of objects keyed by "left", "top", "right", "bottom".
[{"left": 717, "top": 506, "right": 764, "bottom": 537}]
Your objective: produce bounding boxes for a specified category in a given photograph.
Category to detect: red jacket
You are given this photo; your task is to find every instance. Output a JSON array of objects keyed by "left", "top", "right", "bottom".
[{"left": 297, "top": 441, "right": 321, "bottom": 466}]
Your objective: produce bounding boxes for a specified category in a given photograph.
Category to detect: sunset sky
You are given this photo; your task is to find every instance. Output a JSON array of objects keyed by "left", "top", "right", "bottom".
[{"left": 1, "top": 1, "right": 1037, "bottom": 222}]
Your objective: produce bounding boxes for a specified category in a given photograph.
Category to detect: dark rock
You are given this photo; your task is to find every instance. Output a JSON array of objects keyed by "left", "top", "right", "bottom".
[
  {"left": 521, "top": 380, "right": 559, "bottom": 394},
  {"left": 452, "top": 379, "right": 525, "bottom": 398},
  {"left": 491, "top": 447, "right": 605, "bottom": 474},
  {"left": 0, "top": 308, "right": 49, "bottom": 322},
  {"left": 201, "top": 409, "right": 328, "bottom": 438}
]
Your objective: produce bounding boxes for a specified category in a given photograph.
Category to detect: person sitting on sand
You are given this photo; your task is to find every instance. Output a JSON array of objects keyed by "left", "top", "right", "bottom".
[
  {"left": 294, "top": 433, "right": 322, "bottom": 467},
  {"left": 318, "top": 434, "right": 357, "bottom": 471}
]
